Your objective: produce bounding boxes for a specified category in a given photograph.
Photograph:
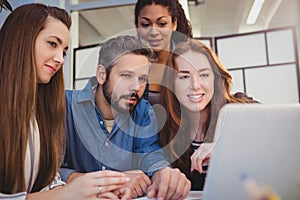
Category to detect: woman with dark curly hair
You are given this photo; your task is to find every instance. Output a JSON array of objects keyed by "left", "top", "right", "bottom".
[{"left": 134, "top": 0, "right": 193, "bottom": 105}]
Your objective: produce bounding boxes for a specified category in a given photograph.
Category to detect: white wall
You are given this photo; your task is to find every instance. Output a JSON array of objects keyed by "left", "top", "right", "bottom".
[
  {"left": 0, "top": 0, "right": 69, "bottom": 86},
  {"left": 0, "top": 0, "right": 63, "bottom": 26},
  {"left": 2, "top": 1, "right": 299, "bottom": 101},
  {"left": 216, "top": 27, "right": 299, "bottom": 104},
  {"left": 0, "top": 0, "right": 31, "bottom": 27}
]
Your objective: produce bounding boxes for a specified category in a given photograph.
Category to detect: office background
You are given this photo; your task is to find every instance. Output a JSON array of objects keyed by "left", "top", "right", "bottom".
[{"left": 1, "top": 0, "right": 299, "bottom": 104}]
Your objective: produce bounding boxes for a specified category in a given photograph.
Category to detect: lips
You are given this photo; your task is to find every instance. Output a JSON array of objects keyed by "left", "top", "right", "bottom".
[
  {"left": 188, "top": 93, "right": 204, "bottom": 102},
  {"left": 148, "top": 39, "right": 162, "bottom": 47},
  {"left": 121, "top": 93, "right": 139, "bottom": 105},
  {"left": 128, "top": 97, "right": 137, "bottom": 104},
  {"left": 46, "top": 64, "right": 56, "bottom": 73}
]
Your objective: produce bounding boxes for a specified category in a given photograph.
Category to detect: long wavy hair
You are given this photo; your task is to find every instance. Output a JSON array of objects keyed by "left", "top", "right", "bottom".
[
  {"left": 159, "top": 39, "right": 254, "bottom": 165},
  {"left": 134, "top": 0, "right": 193, "bottom": 42},
  {"left": 0, "top": 3, "right": 71, "bottom": 193}
]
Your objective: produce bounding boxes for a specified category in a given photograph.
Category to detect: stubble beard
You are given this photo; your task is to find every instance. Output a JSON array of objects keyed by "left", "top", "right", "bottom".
[{"left": 102, "top": 81, "right": 140, "bottom": 113}]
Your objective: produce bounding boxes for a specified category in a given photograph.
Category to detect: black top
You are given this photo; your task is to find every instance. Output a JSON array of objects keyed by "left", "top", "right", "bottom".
[{"left": 171, "top": 141, "right": 206, "bottom": 190}]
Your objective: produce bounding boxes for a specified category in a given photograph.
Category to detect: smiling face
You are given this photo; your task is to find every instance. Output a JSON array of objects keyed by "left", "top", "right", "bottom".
[
  {"left": 174, "top": 50, "right": 215, "bottom": 113},
  {"left": 136, "top": 4, "right": 177, "bottom": 53},
  {"left": 102, "top": 54, "right": 150, "bottom": 113},
  {"left": 34, "top": 16, "right": 70, "bottom": 83}
]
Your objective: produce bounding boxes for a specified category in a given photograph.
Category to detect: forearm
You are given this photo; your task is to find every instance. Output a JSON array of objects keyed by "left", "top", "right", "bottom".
[
  {"left": 26, "top": 186, "right": 70, "bottom": 200},
  {"left": 0, "top": 192, "right": 27, "bottom": 200},
  {"left": 0, "top": 188, "right": 68, "bottom": 200},
  {"left": 136, "top": 135, "right": 170, "bottom": 175}
]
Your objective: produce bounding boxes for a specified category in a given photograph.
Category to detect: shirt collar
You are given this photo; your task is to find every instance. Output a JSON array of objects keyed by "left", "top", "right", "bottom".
[{"left": 77, "top": 76, "right": 98, "bottom": 103}]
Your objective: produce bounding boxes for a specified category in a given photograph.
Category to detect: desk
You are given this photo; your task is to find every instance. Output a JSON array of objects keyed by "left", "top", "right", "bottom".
[{"left": 134, "top": 191, "right": 203, "bottom": 200}]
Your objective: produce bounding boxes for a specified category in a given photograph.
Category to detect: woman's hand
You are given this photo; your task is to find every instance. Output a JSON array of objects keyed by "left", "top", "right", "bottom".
[
  {"left": 26, "top": 170, "right": 132, "bottom": 200},
  {"left": 64, "top": 170, "right": 131, "bottom": 199},
  {"left": 190, "top": 143, "right": 214, "bottom": 173}
]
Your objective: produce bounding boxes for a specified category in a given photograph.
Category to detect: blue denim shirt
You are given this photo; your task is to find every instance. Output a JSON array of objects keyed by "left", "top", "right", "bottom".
[{"left": 59, "top": 77, "right": 169, "bottom": 181}]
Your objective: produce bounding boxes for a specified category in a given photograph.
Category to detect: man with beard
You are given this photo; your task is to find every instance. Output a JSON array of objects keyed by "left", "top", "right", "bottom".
[{"left": 60, "top": 35, "right": 191, "bottom": 199}]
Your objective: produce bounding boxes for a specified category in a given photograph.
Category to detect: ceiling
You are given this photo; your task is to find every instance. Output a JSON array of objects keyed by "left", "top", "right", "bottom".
[{"left": 76, "top": 0, "right": 300, "bottom": 47}]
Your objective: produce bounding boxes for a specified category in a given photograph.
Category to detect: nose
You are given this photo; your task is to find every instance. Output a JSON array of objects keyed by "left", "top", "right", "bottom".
[
  {"left": 130, "top": 78, "right": 141, "bottom": 92},
  {"left": 149, "top": 26, "right": 159, "bottom": 37},
  {"left": 190, "top": 75, "right": 203, "bottom": 90},
  {"left": 54, "top": 50, "right": 65, "bottom": 66}
]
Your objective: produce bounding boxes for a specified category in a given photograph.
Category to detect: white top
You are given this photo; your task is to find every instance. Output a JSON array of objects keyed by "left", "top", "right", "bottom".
[
  {"left": 24, "top": 119, "right": 40, "bottom": 192},
  {"left": 0, "top": 119, "right": 65, "bottom": 199}
]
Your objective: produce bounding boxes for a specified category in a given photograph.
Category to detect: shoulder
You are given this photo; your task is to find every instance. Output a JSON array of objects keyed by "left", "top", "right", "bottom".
[
  {"left": 136, "top": 98, "right": 152, "bottom": 111},
  {"left": 132, "top": 98, "right": 156, "bottom": 125},
  {"left": 65, "top": 89, "right": 82, "bottom": 108},
  {"left": 65, "top": 89, "right": 74, "bottom": 97},
  {"left": 232, "top": 92, "right": 259, "bottom": 103},
  {"left": 233, "top": 92, "right": 251, "bottom": 99},
  {"left": 65, "top": 89, "right": 78, "bottom": 102}
]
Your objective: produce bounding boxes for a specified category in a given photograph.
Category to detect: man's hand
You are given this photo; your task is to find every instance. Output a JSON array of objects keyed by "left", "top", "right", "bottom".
[
  {"left": 123, "top": 170, "right": 151, "bottom": 198},
  {"left": 147, "top": 167, "right": 191, "bottom": 200}
]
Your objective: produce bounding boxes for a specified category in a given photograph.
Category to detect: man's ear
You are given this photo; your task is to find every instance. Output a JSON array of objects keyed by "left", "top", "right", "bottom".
[{"left": 96, "top": 64, "right": 106, "bottom": 85}]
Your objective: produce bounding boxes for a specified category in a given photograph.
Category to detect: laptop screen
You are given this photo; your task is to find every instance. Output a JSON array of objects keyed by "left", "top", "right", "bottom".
[{"left": 203, "top": 104, "right": 300, "bottom": 200}]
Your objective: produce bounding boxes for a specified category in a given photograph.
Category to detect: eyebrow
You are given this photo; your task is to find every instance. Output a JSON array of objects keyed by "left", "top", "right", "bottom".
[
  {"left": 120, "top": 70, "right": 148, "bottom": 77},
  {"left": 51, "top": 35, "right": 69, "bottom": 50},
  {"left": 51, "top": 35, "right": 62, "bottom": 44},
  {"left": 178, "top": 68, "right": 211, "bottom": 74},
  {"left": 120, "top": 70, "right": 134, "bottom": 74},
  {"left": 140, "top": 16, "right": 169, "bottom": 21}
]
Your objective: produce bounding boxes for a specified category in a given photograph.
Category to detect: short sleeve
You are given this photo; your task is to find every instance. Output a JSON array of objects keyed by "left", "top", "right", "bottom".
[
  {"left": 40, "top": 173, "right": 66, "bottom": 191},
  {"left": 0, "top": 192, "right": 27, "bottom": 200}
]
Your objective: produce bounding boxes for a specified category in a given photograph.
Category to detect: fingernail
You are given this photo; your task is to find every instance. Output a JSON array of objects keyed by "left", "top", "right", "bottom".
[{"left": 125, "top": 177, "right": 130, "bottom": 182}]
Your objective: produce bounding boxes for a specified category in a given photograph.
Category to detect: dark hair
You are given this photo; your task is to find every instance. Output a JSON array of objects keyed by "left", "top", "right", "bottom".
[
  {"left": 0, "top": 3, "right": 71, "bottom": 193},
  {"left": 134, "top": 0, "right": 193, "bottom": 42}
]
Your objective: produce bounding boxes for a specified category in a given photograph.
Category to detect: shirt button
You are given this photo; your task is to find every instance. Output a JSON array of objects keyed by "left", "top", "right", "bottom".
[
  {"left": 100, "top": 121, "right": 103, "bottom": 125},
  {"left": 105, "top": 142, "right": 109, "bottom": 146},
  {"left": 102, "top": 166, "right": 106, "bottom": 170}
]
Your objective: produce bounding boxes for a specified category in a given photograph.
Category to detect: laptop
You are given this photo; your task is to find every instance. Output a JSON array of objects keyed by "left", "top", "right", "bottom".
[{"left": 202, "top": 104, "right": 300, "bottom": 200}]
